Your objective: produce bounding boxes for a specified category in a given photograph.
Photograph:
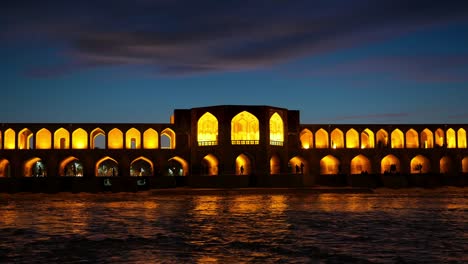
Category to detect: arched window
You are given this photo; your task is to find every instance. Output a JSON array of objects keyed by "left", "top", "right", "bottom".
[
  {"left": 23, "top": 157, "right": 47, "bottom": 177},
  {"left": 96, "top": 156, "right": 119, "bottom": 176},
  {"left": 346, "top": 128, "right": 359, "bottom": 148},
  {"left": 235, "top": 154, "right": 252, "bottom": 175},
  {"left": 90, "top": 128, "right": 106, "bottom": 149},
  {"left": 410, "top": 155, "right": 430, "bottom": 174},
  {"left": 54, "top": 128, "right": 70, "bottom": 149},
  {"left": 315, "top": 128, "right": 329, "bottom": 148},
  {"left": 108, "top": 128, "right": 123, "bottom": 149},
  {"left": 143, "top": 128, "right": 158, "bottom": 149},
  {"left": 161, "top": 128, "right": 176, "bottom": 149},
  {"left": 300, "top": 129, "right": 313, "bottom": 149},
  {"left": 289, "top": 156, "right": 307, "bottom": 175},
  {"left": 19, "top": 128, "right": 33, "bottom": 150},
  {"left": 72, "top": 128, "right": 88, "bottom": 149},
  {"left": 351, "top": 155, "right": 371, "bottom": 174},
  {"left": 269, "top": 112, "right": 284, "bottom": 146},
  {"left": 270, "top": 155, "right": 281, "bottom": 175},
  {"left": 197, "top": 112, "right": 218, "bottom": 146},
  {"left": 381, "top": 154, "right": 400, "bottom": 174},
  {"left": 130, "top": 157, "right": 153, "bottom": 176},
  {"left": 168, "top": 156, "right": 188, "bottom": 176},
  {"left": 440, "top": 156, "right": 452, "bottom": 174},
  {"left": 59, "top": 156, "right": 84, "bottom": 176},
  {"left": 376, "top": 129, "right": 388, "bottom": 148},
  {"left": 420, "top": 128, "right": 433, "bottom": 149},
  {"left": 36, "top": 128, "right": 51, "bottom": 149},
  {"left": 125, "top": 128, "right": 141, "bottom": 149},
  {"left": 462, "top": 157, "right": 468, "bottom": 173},
  {"left": 391, "top": 129, "right": 404, "bottom": 148},
  {"left": 4, "top": 129, "right": 16, "bottom": 149},
  {"left": 202, "top": 154, "right": 219, "bottom": 176},
  {"left": 231, "top": 111, "right": 259, "bottom": 145},
  {"left": 457, "top": 128, "right": 467, "bottom": 148},
  {"left": 331, "top": 129, "right": 344, "bottom": 149},
  {"left": 405, "top": 129, "right": 419, "bottom": 148},
  {"left": 447, "top": 128, "right": 456, "bottom": 148},
  {"left": 0, "top": 131, "right": 2, "bottom": 150},
  {"left": 320, "top": 155, "right": 340, "bottom": 175},
  {"left": 0, "top": 159, "right": 10, "bottom": 177},
  {"left": 435, "top": 128, "right": 444, "bottom": 147},
  {"left": 361, "top": 128, "right": 374, "bottom": 149}
]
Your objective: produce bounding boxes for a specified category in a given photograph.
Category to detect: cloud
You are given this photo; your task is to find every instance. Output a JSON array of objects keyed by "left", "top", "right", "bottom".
[{"left": 3, "top": 0, "right": 468, "bottom": 76}]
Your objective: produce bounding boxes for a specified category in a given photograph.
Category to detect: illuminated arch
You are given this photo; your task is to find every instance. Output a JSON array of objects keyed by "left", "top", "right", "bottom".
[
  {"left": 19, "top": 128, "right": 33, "bottom": 150},
  {"left": 72, "top": 128, "right": 88, "bottom": 149},
  {"left": 361, "top": 128, "right": 374, "bottom": 149},
  {"left": 440, "top": 156, "right": 453, "bottom": 174},
  {"left": 197, "top": 112, "right": 218, "bottom": 146},
  {"left": 59, "top": 156, "right": 84, "bottom": 176},
  {"left": 381, "top": 154, "right": 400, "bottom": 174},
  {"left": 168, "top": 156, "right": 188, "bottom": 176},
  {"left": 300, "top": 129, "right": 313, "bottom": 149},
  {"left": 143, "top": 128, "right": 158, "bottom": 149},
  {"left": 108, "top": 128, "right": 123, "bottom": 149},
  {"left": 36, "top": 128, "right": 52, "bottom": 149},
  {"left": 376, "top": 129, "right": 388, "bottom": 148},
  {"left": 447, "top": 128, "right": 456, "bottom": 148},
  {"left": 4, "top": 129, "right": 15, "bottom": 149},
  {"left": 269, "top": 112, "right": 284, "bottom": 145},
  {"left": 391, "top": 129, "right": 404, "bottom": 148},
  {"left": 410, "top": 155, "right": 430, "bottom": 174},
  {"left": 315, "top": 128, "right": 329, "bottom": 148},
  {"left": 457, "top": 128, "right": 466, "bottom": 148},
  {"left": 351, "top": 155, "right": 372, "bottom": 174},
  {"left": 126, "top": 128, "right": 141, "bottom": 149},
  {"left": 462, "top": 157, "right": 468, "bottom": 173},
  {"left": 54, "top": 128, "right": 70, "bottom": 149},
  {"left": 331, "top": 129, "right": 344, "bottom": 149},
  {"left": 90, "top": 128, "right": 106, "bottom": 149},
  {"left": 95, "top": 156, "right": 119, "bottom": 176},
  {"left": 346, "top": 128, "right": 359, "bottom": 149},
  {"left": 130, "top": 156, "right": 153, "bottom": 176},
  {"left": 0, "top": 131, "right": 2, "bottom": 149},
  {"left": 320, "top": 155, "right": 340, "bottom": 175},
  {"left": 270, "top": 155, "right": 281, "bottom": 175},
  {"left": 0, "top": 159, "right": 10, "bottom": 177},
  {"left": 435, "top": 128, "right": 444, "bottom": 147},
  {"left": 420, "top": 128, "right": 433, "bottom": 149},
  {"left": 235, "top": 154, "right": 252, "bottom": 175},
  {"left": 23, "top": 157, "right": 47, "bottom": 177},
  {"left": 289, "top": 156, "right": 307, "bottom": 175},
  {"left": 161, "top": 128, "right": 176, "bottom": 149},
  {"left": 202, "top": 154, "right": 219, "bottom": 176},
  {"left": 405, "top": 129, "right": 419, "bottom": 148},
  {"left": 231, "top": 111, "right": 259, "bottom": 144}
]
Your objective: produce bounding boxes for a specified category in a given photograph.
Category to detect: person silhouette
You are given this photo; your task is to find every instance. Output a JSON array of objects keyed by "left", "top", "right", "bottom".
[
  {"left": 240, "top": 165, "right": 244, "bottom": 175},
  {"left": 295, "top": 164, "right": 300, "bottom": 174},
  {"left": 300, "top": 162, "right": 304, "bottom": 174}
]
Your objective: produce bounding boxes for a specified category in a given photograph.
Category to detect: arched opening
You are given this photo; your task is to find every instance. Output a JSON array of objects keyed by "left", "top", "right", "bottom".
[
  {"left": 320, "top": 155, "right": 340, "bottom": 175},
  {"left": 346, "top": 128, "right": 359, "bottom": 149},
  {"left": 202, "top": 154, "right": 219, "bottom": 176},
  {"left": 231, "top": 111, "right": 260, "bottom": 145},
  {"left": 410, "top": 155, "right": 430, "bottom": 174},
  {"left": 315, "top": 128, "right": 329, "bottom": 148},
  {"left": 391, "top": 129, "right": 404, "bottom": 148},
  {"left": 197, "top": 112, "right": 218, "bottom": 146},
  {"left": 161, "top": 128, "right": 176, "bottom": 149},
  {"left": 59, "top": 157, "right": 84, "bottom": 176},
  {"left": 405, "top": 129, "right": 419, "bottom": 148},
  {"left": 440, "top": 156, "right": 453, "bottom": 174},
  {"left": 0, "top": 159, "right": 10, "bottom": 177},
  {"left": 376, "top": 129, "right": 388, "bottom": 148},
  {"left": 72, "top": 128, "right": 88, "bottom": 149},
  {"left": 19, "top": 128, "right": 33, "bottom": 150},
  {"left": 0, "top": 131, "right": 2, "bottom": 150},
  {"left": 462, "top": 157, "right": 468, "bottom": 173},
  {"left": 126, "top": 128, "right": 141, "bottom": 149},
  {"left": 23, "top": 157, "right": 47, "bottom": 177},
  {"left": 96, "top": 156, "right": 119, "bottom": 176},
  {"left": 289, "top": 156, "right": 307, "bottom": 175},
  {"left": 420, "top": 128, "right": 433, "bottom": 149},
  {"left": 108, "top": 128, "right": 123, "bottom": 149},
  {"left": 435, "top": 128, "right": 444, "bottom": 147},
  {"left": 381, "top": 154, "right": 400, "bottom": 174},
  {"left": 36, "top": 128, "right": 52, "bottom": 149},
  {"left": 269, "top": 112, "right": 284, "bottom": 146},
  {"left": 90, "top": 128, "right": 106, "bottom": 149},
  {"left": 361, "top": 128, "right": 374, "bottom": 149},
  {"left": 270, "top": 155, "right": 281, "bottom": 175},
  {"left": 168, "top": 156, "right": 188, "bottom": 176},
  {"left": 235, "top": 154, "right": 252, "bottom": 175},
  {"left": 457, "top": 128, "right": 467, "bottom": 148},
  {"left": 331, "top": 129, "right": 344, "bottom": 149},
  {"left": 350, "top": 155, "right": 372, "bottom": 174},
  {"left": 130, "top": 157, "right": 153, "bottom": 176},
  {"left": 447, "top": 128, "right": 456, "bottom": 148},
  {"left": 300, "top": 129, "right": 313, "bottom": 149},
  {"left": 54, "top": 128, "right": 70, "bottom": 149},
  {"left": 143, "top": 128, "right": 158, "bottom": 149},
  {"left": 4, "top": 129, "right": 16, "bottom": 150}
]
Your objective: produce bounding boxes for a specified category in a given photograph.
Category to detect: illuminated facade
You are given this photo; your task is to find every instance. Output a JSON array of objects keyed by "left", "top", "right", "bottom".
[{"left": 1, "top": 105, "right": 467, "bottom": 190}]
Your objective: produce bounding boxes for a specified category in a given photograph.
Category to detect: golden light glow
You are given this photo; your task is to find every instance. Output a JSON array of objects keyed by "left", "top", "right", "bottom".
[
  {"left": 72, "top": 128, "right": 88, "bottom": 149},
  {"left": 361, "top": 128, "right": 375, "bottom": 149},
  {"left": 320, "top": 155, "right": 340, "bottom": 175},
  {"left": 130, "top": 156, "right": 153, "bottom": 176},
  {"left": 300, "top": 129, "right": 313, "bottom": 149},
  {"left": 108, "top": 128, "right": 123, "bottom": 149},
  {"left": 410, "top": 155, "right": 430, "bottom": 174},
  {"left": 270, "top": 155, "right": 280, "bottom": 174},
  {"left": 447, "top": 128, "right": 456, "bottom": 148},
  {"left": 36, "top": 128, "right": 52, "bottom": 149},
  {"left": 59, "top": 156, "right": 79, "bottom": 176},
  {"left": 346, "top": 128, "right": 359, "bottom": 148},
  {"left": 126, "top": 128, "right": 141, "bottom": 149},
  {"left": 236, "top": 154, "right": 251, "bottom": 175},
  {"left": 269, "top": 112, "right": 284, "bottom": 145},
  {"left": 19, "top": 128, "right": 33, "bottom": 150},
  {"left": 290, "top": 156, "right": 307, "bottom": 174},
  {"left": 4, "top": 129, "right": 15, "bottom": 149},
  {"left": 376, "top": 129, "right": 388, "bottom": 148},
  {"left": 440, "top": 156, "right": 452, "bottom": 174},
  {"left": 54, "top": 128, "right": 70, "bottom": 149},
  {"left": 168, "top": 156, "right": 188, "bottom": 176},
  {"left": 202, "top": 154, "right": 218, "bottom": 176},
  {"left": 421, "top": 128, "right": 433, "bottom": 149},
  {"left": 90, "top": 128, "right": 105, "bottom": 149},
  {"left": 197, "top": 112, "right": 218, "bottom": 146},
  {"left": 457, "top": 128, "right": 466, "bottom": 148},
  {"left": 315, "top": 128, "right": 329, "bottom": 148},
  {"left": 143, "top": 128, "right": 158, "bottom": 149},
  {"left": 23, "top": 157, "right": 42, "bottom": 177},
  {"left": 231, "top": 111, "right": 259, "bottom": 144},
  {"left": 391, "top": 129, "right": 404, "bottom": 148},
  {"left": 405, "top": 129, "right": 419, "bottom": 148},
  {"left": 435, "top": 128, "right": 444, "bottom": 147},
  {"left": 331, "top": 129, "right": 344, "bottom": 148},
  {"left": 0, "top": 131, "right": 2, "bottom": 150},
  {"left": 95, "top": 156, "right": 118, "bottom": 176},
  {"left": 351, "top": 154, "right": 371, "bottom": 174},
  {"left": 161, "top": 128, "right": 176, "bottom": 149},
  {"left": 381, "top": 154, "right": 400, "bottom": 173},
  {"left": 0, "top": 159, "right": 9, "bottom": 177},
  {"left": 462, "top": 157, "right": 468, "bottom": 173}
]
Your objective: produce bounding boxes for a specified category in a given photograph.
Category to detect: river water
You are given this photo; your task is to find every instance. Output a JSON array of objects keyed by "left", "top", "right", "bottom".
[{"left": 1, "top": 188, "right": 467, "bottom": 263}]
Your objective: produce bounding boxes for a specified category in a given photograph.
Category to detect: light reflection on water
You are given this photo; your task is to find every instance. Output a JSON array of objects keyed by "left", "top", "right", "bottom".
[{"left": 0, "top": 188, "right": 467, "bottom": 263}]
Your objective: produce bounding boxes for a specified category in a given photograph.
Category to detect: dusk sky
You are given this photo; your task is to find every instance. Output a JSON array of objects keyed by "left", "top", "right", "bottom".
[{"left": 2, "top": 0, "right": 468, "bottom": 124}]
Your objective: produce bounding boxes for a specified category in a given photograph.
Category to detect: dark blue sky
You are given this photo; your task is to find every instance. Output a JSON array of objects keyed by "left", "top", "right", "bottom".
[{"left": 2, "top": 0, "right": 468, "bottom": 124}]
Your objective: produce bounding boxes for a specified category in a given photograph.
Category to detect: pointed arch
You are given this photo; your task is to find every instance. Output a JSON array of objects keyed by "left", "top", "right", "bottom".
[
  {"left": 4, "top": 129, "right": 16, "bottom": 149},
  {"left": 143, "top": 128, "right": 158, "bottom": 149},
  {"left": 462, "top": 157, "right": 468, "bottom": 173},
  {"left": 440, "top": 156, "right": 453, "bottom": 174},
  {"left": 161, "top": 128, "right": 176, "bottom": 149},
  {"left": 447, "top": 128, "right": 456, "bottom": 148},
  {"left": 130, "top": 156, "right": 153, "bottom": 176},
  {"left": 202, "top": 154, "right": 219, "bottom": 176},
  {"left": 72, "top": 128, "right": 88, "bottom": 149},
  {"left": 351, "top": 155, "right": 372, "bottom": 174},
  {"left": 96, "top": 156, "right": 119, "bottom": 176},
  {"left": 168, "top": 156, "right": 188, "bottom": 176},
  {"left": 0, "top": 131, "right": 2, "bottom": 150},
  {"left": 198, "top": 112, "right": 218, "bottom": 146},
  {"left": 457, "top": 128, "right": 466, "bottom": 148},
  {"left": 19, "top": 128, "right": 33, "bottom": 150},
  {"left": 331, "top": 129, "right": 344, "bottom": 149},
  {"left": 126, "top": 128, "right": 141, "bottom": 149},
  {"left": 269, "top": 112, "right": 284, "bottom": 145},
  {"left": 435, "top": 128, "right": 444, "bottom": 147},
  {"left": 320, "top": 155, "right": 340, "bottom": 175},
  {"left": 315, "top": 128, "right": 329, "bottom": 148},
  {"left": 0, "top": 159, "right": 10, "bottom": 177},
  {"left": 235, "top": 154, "right": 252, "bottom": 175},
  {"left": 36, "top": 128, "right": 51, "bottom": 149},
  {"left": 405, "top": 129, "right": 419, "bottom": 148},
  {"left": 361, "top": 128, "right": 375, "bottom": 149},
  {"left": 23, "top": 157, "right": 46, "bottom": 177},
  {"left": 420, "top": 128, "right": 433, "bottom": 149},
  {"left": 231, "top": 111, "right": 259, "bottom": 144},
  {"left": 108, "top": 128, "right": 123, "bottom": 149},
  {"left": 300, "top": 129, "right": 313, "bottom": 149},
  {"left": 391, "top": 129, "right": 404, "bottom": 148},
  {"left": 410, "top": 155, "right": 430, "bottom": 174},
  {"left": 346, "top": 128, "right": 359, "bottom": 148},
  {"left": 381, "top": 154, "right": 400, "bottom": 174},
  {"left": 270, "top": 155, "right": 281, "bottom": 175},
  {"left": 59, "top": 156, "right": 84, "bottom": 176},
  {"left": 376, "top": 129, "right": 388, "bottom": 148},
  {"left": 54, "top": 128, "right": 70, "bottom": 149},
  {"left": 90, "top": 128, "right": 106, "bottom": 149},
  {"left": 289, "top": 156, "right": 307, "bottom": 175}
]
